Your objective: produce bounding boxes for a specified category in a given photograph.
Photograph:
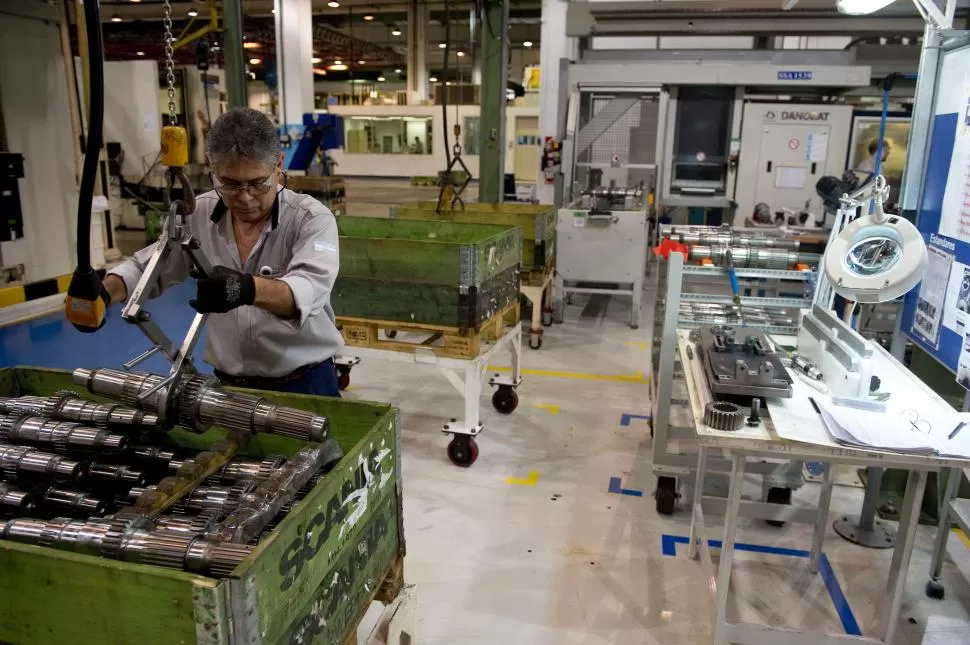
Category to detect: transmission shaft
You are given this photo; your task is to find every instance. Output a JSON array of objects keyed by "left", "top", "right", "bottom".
[
  {"left": 73, "top": 368, "right": 330, "bottom": 441},
  {"left": 0, "top": 392, "right": 160, "bottom": 432},
  {"left": 0, "top": 416, "right": 128, "bottom": 455},
  {"left": 0, "top": 444, "right": 84, "bottom": 482}
]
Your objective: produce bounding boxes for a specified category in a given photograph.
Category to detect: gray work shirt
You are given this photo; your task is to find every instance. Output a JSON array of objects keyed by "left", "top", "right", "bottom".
[{"left": 108, "top": 188, "right": 343, "bottom": 378}]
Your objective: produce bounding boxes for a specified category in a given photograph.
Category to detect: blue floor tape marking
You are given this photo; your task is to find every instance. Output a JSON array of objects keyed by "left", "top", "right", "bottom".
[
  {"left": 608, "top": 476, "right": 643, "bottom": 497},
  {"left": 620, "top": 413, "right": 652, "bottom": 426},
  {"left": 818, "top": 553, "right": 863, "bottom": 636},
  {"left": 662, "top": 534, "right": 861, "bottom": 636}
]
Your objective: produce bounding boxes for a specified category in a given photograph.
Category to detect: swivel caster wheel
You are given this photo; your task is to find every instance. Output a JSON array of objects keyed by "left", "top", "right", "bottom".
[
  {"left": 655, "top": 476, "right": 677, "bottom": 515},
  {"left": 336, "top": 367, "right": 351, "bottom": 391},
  {"left": 926, "top": 579, "right": 945, "bottom": 600},
  {"left": 765, "top": 487, "right": 792, "bottom": 527},
  {"left": 541, "top": 309, "right": 554, "bottom": 327},
  {"left": 529, "top": 334, "right": 543, "bottom": 350},
  {"left": 447, "top": 435, "right": 479, "bottom": 468},
  {"left": 491, "top": 386, "right": 519, "bottom": 414}
]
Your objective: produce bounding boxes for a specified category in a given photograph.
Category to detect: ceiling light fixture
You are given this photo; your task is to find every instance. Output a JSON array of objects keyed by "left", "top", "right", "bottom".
[
  {"left": 249, "top": 58, "right": 262, "bottom": 65},
  {"left": 328, "top": 1, "right": 340, "bottom": 7},
  {"left": 438, "top": 43, "right": 446, "bottom": 49},
  {"left": 243, "top": 42, "right": 262, "bottom": 49},
  {"left": 523, "top": 41, "right": 533, "bottom": 48},
  {"left": 391, "top": 28, "right": 402, "bottom": 36},
  {"left": 187, "top": 8, "right": 199, "bottom": 17},
  {"left": 835, "top": 0, "right": 896, "bottom": 14},
  {"left": 456, "top": 51, "right": 465, "bottom": 57},
  {"left": 429, "top": 76, "right": 438, "bottom": 82},
  {"left": 377, "top": 76, "right": 386, "bottom": 82},
  {"left": 364, "top": 14, "right": 374, "bottom": 21},
  {"left": 395, "top": 68, "right": 402, "bottom": 73},
  {"left": 334, "top": 60, "right": 343, "bottom": 65},
  {"left": 110, "top": 14, "right": 122, "bottom": 22},
  {"left": 313, "top": 68, "right": 328, "bottom": 76},
  {"left": 136, "top": 51, "right": 145, "bottom": 56},
  {"left": 312, "top": 57, "right": 323, "bottom": 63},
  {"left": 359, "top": 60, "right": 366, "bottom": 65},
  {"left": 328, "top": 63, "right": 349, "bottom": 71}
]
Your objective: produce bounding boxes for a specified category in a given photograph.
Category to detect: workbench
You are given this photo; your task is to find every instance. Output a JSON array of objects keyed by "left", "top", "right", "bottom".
[{"left": 675, "top": 329, "right": 970, "bottom": 645}]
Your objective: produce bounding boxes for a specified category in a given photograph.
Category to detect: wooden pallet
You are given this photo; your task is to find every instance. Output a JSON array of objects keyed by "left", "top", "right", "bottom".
[
  {"left": 340, "top": 555, "right": 407, "bottom": 645},
  {"left": 338, "top": 302, "right": 520, "bottom": 359}
]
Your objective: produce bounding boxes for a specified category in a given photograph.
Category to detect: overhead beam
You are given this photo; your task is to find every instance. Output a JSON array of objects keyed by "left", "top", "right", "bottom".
[{"left": 568, "top": 14, "right": 933, "bottom": 36}]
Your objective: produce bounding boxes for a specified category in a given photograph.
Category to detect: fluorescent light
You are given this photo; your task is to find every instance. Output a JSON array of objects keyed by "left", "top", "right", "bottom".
[
  {"left": 438, "top": 43, "right": 446, "bottom": 49},
  {"left": 523, "top": 41, "right": 533, "bottom": 48},
  {"left": 243, "top": 42, "right": 262, "bottom": 49},
  {"left": 313, "top": 68, "right": 328, "bottom": 76},
  {"left": 312, "top": 57, "right": 323, "bottom": 63},
  {"left": 249, "top": 58, "right": 262, "bottom": 65},
  {"left": 110, "top": 14, "right": 122, "bottom": 22},
  {"left": 391, "top": 28, "right": 402, "bottom": 36},
  {"left": 358, "top": 60, "right": 366, "bottom": 65},
  {"left": 130, "top": 0, "right": 142, "bottom": 3},
  {"left": 334, "top": 60, "right": 343, "bottom": 65},
  {"left": 187, "top": 8, "right": 199, "bottom": 17},
  {"left": 329, "top": 63, "right": 348, "bottom": 71},
  {"left": 377, "top": 76, "right": 386, "bottom": 82},
  {"left": 456, "top": 51, "right": 465, "bottom": 57},
  {"left": 835, "top": 0, "right": 896, "bottom": 14},
  {"left": 395, "top": 68, "right": 402, "bottom": 73},
  {"left": 136, "top": 51, "right": 145, "bottom": 56},
  {"left": 327, "top": 1, "right": 340, "bottom": 7},
  {"left": 364, "top": 14, "right": 374, "bottom": 21},
  {"left": 429, "top": 76, "right": 438, "bottom": 82}
]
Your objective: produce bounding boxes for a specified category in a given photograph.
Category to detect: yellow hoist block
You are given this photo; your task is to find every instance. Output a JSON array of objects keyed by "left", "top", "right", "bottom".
[{"left": 160, "top": 125, "right": 189, "bottom": 167}]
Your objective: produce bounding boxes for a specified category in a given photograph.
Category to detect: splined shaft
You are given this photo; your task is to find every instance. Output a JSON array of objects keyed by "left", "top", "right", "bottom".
[
  {"left": 0, "top": 481, "right": 36, "bottom": 517},
  {"left": 0, "top": 444, "right": 84, "bottom": 482},
  {"left": 85, "top": 462, "right": 147, "bottom": 487},
  {"left": 1, "top": 516, "right": 252, "bottom": 577},
  {"left": 73, "top": 368, "right": 330, "bottom": 441},
  {"left": 175, "top": 455, "right": 285, "bottom": 483},
  {"left": 38, "top": 486, "right": 107, "bottom": 518},
  {"left": 0, "top": 393, "right": 161, "bottom": 432},
  {"left": 0, "top": 416, "right": 128, "bottom": 454},
  {"left": 172, "top": 481, "right": 256, "bottom": 516}
]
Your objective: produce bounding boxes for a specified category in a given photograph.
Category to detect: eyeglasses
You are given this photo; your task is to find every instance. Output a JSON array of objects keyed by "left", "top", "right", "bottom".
[{"left": 211, "top": 173, "right": 276, "bottom": 196}]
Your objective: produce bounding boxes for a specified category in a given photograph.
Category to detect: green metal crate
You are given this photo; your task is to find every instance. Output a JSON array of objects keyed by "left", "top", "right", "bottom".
[
  {"left": 0, "top": 366, "right": 403, "bottom": 645},
  {"left": 334, "top": 216, "right": 522, "bottom": 328},
  {"left": 390, "top": 201, "right": 555, "bottom": 271}
]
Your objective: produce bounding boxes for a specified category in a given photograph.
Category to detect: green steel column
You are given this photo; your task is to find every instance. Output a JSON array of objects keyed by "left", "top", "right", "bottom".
[
  {"left": 223, "top": 0, "right": 247, "bottom": 109},
  {"left": 477, "top": 0, "right": 509, "bottom": 203}
]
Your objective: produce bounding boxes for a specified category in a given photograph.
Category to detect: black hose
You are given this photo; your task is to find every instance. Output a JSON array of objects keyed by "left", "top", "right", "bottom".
[{"left": 76, "top": 0, "right": 106, "bottom": 272}]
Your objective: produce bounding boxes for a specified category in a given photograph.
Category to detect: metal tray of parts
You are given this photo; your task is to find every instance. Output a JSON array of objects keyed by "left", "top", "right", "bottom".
[
  {"left": 0, "top": 366, "right": 402, "bottom": 645},
  {"left": 698, "top": 326, "right": 793, "bottom": 399}
]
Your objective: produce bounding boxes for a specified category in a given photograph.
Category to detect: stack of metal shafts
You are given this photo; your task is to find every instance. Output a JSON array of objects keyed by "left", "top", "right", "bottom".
[
  {"left": 661, "top": 225, "right": 822, "bottom": 268},
  {"left": 0, "top": 377, "right": 345, "bottom": 578},
  {"left": 72, "top": 367, "right": 330, "bottom": 441},
  {"left": 678, "top": 303, "right": 796, "bottom": 328}
]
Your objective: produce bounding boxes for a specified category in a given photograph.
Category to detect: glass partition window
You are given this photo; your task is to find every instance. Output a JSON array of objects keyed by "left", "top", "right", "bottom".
[
  {"left": 463, "top": 117, "right": 481, "bottom": 155},
  {"left": 343, "top": 116, "right": 432, "bottom": 154}
]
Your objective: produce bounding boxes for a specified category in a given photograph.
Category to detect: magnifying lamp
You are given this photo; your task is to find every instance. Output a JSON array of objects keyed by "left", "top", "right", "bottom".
[{"left": 822, "top": 178, "right": 928, "bottom": 304}]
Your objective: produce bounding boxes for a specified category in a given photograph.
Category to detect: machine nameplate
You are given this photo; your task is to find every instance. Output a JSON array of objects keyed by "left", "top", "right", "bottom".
[{"left": 777, "top": 71, "right": 814, "bottom": 81}]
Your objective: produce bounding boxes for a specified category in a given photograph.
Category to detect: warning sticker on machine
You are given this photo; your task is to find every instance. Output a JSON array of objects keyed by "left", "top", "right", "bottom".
[{"left": 788, "top": 138, "right": 800, "bottom": 150}]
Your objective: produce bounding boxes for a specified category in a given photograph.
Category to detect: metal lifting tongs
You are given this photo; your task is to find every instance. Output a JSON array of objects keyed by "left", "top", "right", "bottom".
[{"left": 120, "top": 188, "right": 211, "bottom": 405}]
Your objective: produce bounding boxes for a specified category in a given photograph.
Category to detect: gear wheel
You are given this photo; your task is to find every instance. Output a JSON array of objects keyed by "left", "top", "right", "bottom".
[
  {"left": 100, "top": 514, "right": 151, "bottom": 559},
  {"left": 703, "top": 401, "right": 745, "bottom": 432}
]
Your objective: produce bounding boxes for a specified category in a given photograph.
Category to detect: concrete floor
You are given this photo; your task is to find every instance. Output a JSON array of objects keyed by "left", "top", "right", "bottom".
[{"left": 3, "top": 179, "right": 970, "bottom": 644}]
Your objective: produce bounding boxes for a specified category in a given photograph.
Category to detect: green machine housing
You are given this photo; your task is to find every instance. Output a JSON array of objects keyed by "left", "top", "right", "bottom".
[
  {"left": 0, "top": 367, "right": 404, "bottom": 645},
  {"left": 333, "top": 216, "right": 522, "bottom": 329},
  {"left": 390, "top": 201, "right": 555, "bottom": 273}
]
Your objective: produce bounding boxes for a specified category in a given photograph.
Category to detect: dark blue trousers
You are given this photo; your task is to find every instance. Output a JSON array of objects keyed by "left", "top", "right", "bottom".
[{"left": 260, "top": 358, "right": 342, "bottom": 397}]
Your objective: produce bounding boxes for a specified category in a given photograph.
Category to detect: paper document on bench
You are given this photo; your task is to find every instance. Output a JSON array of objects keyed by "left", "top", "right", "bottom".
[{"left": 816, "top": 400, "right": 941, "bottom": 454}]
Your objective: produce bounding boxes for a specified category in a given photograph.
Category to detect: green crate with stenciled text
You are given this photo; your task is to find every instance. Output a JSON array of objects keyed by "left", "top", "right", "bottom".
[
  {"left": 0, "top": 366, "right": 404, "bottom": 645},
  {"left": 390, "top": 201, "right": 555, "bottom": 271},
  {"left": 333, "top": 216, "right": 522, "bottom": 329}
]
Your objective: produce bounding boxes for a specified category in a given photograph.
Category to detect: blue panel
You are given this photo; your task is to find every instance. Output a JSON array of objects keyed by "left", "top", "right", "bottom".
[
  {"left": 0, "top": 281, "right": 211, "bottom": 375},
  {"left": 901, "top": 112, "right": 961, "bottom": 372}
]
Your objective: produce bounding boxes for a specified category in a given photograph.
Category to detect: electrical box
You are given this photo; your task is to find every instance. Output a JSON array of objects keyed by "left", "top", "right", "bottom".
[{"left": 733, "top": 103, "right": 852, "bottom": 227}]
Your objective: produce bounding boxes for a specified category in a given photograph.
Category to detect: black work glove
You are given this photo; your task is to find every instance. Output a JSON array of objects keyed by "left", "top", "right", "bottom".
[{"left": 190, "top": 266, "right": 256, "bottom": 314}]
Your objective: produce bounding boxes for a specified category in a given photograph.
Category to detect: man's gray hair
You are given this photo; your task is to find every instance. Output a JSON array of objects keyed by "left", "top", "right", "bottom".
[{"left": 207, "top": 107, "right": 279, "bottom": 169}]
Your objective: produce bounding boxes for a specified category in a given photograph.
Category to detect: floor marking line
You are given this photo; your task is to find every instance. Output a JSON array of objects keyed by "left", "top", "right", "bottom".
[
  {"left": 620, "top": 413, "right": 652, "bottom": 426},
  {"left": 505, "top": 470, "right": 540, "bottom": 486},
  {"left": 608, "top": 476, "right": 643, "bottom": 497},
  {"left": 662, "top": 534, "right": 860, "bottom": 636},
  {"left": 535, "top": 403, "right": 560, "bottom": 415},
  {"left": 954, "top": 527, "right": 970, "bottom": 551},
  {"left": 489, "top": 366, "right": 648, "bottom": 382},
  {"left": 624, "top": 341, "right": 649, "bottom": 350}
]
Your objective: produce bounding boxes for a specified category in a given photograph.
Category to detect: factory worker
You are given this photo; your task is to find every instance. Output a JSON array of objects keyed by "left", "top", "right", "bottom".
[
  {"left": 103, "top": 107, "right": 343, "bottom": 397},
  {"left": 855, "top": 138, "right": 891, "bottom": 175}
]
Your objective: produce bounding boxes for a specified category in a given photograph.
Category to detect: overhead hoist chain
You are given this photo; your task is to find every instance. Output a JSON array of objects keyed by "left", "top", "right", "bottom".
[{"left": 160, "top": 0, "right": 194, "bottom": 215}]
